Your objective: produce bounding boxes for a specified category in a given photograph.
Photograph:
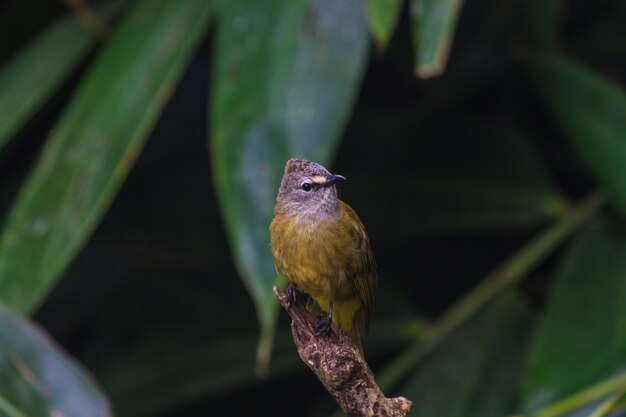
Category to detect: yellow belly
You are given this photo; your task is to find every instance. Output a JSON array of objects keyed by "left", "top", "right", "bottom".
[
  {"left": 269, "top": 214, "right": 358, "bottom": 331},
  {"left": 312, "top": 297, "right": 361, "bottom": 332}
]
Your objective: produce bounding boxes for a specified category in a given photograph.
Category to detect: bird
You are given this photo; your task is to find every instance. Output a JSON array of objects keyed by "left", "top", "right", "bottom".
[{"left": 269, "top": 158, "right": 377, "bottom": 354}]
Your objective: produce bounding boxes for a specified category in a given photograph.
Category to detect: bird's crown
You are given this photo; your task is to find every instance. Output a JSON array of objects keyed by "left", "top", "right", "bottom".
[{"left": 285, "top": 158, "right": 330, "bottom": 179}]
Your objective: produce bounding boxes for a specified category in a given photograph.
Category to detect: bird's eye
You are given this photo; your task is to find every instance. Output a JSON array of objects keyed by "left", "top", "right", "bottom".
[{"left": 301, "top": 182, "right": 312, "bottom": 192}]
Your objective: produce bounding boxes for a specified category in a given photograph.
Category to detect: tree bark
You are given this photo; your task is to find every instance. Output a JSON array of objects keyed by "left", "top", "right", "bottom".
[{"left": 273, "top": 285, "right": 412, "bottom": 417}]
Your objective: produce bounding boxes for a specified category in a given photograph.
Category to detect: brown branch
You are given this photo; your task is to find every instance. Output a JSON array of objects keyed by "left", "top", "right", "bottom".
[{"left": 273, "top": 285, "right": 412, "bottom": 417}]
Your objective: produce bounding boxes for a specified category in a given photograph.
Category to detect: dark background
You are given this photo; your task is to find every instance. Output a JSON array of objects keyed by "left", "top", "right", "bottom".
[{"left": 2, "top": 0, "right": 626, "bottom": 416}]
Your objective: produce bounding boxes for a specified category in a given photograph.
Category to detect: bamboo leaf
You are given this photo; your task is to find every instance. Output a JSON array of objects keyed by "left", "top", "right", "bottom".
[
  {"left": 586, "top": 388, "right": 626, "bottom": 417},
  {"left": 527, "top": 53, "right": 626, "bottom": 220},
  {"left": 527, "top": 372, "right": 626, "bottom": 417},
  {"left": 0, "top": 0, "right": 216, "bottom": 312},
  {"left": 400, "top": 295, "right": 533, "bottom": 417},
  {"left": 523, "top": 219, "right": 626, "bottom": 412},
  {"left": 0, "top": 1, "right": 120, "bottom": 152},
  {"left": 411, "top": 0, "right": 464, "bottom": 78},
  {"left": 210, "top": 0, "right": 369, "bottom": 370},
  {"left": 0, "top": 305, "right": 110, "bottom": 417},
  {"left": 365, "top": 0, "right": 403, "bottom": 48}
]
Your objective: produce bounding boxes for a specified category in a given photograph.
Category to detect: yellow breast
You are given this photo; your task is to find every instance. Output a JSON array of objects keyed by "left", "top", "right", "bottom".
[
  {"left": 269, "top": 213, "right": 353, "bottom": 301},
  {"left": 270, "top": 200, "right": 377, "bottom": 338}
]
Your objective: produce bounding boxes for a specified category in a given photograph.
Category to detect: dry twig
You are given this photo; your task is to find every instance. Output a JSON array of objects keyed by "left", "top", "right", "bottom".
[{"left": 273, "top": 285, "right": 412, "bottom": 417}]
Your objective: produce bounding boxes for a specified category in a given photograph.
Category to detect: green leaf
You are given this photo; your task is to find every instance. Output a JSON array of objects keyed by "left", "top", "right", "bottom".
[
  {"left": 615, "top": 389, "right": 626, "bottom": 414},
  {"left": 0, "top": 1, "right": 120, "bottom": 152},
  {"left": 528, "top": 372, "right": 626, "bottom": 417},
  {"left": 523, "top": 219, "right": 626, "bottom": 412},
  {"left": 210, "top": 0, "right": 368, "bottom": 368},
  {"left": 587, "top": 388, "right": 626, "bottom": 417},
  {"left": 365, "top": 0, "right": 403, "bottom": 48},
  {"left": 411, "top": 0, "right": 464, "bottom": 78},
  {"left": 400, "top": 294, "right": 533, "bottom": 417},
  {"left": 527, "top": 53, "right": 626, "bottom": 220},
  {"left": 0, "top": 0, "right": 216, "bottom": 312},
  {"left": 0, "top": 305, "right": 110, "bottom": 417}
]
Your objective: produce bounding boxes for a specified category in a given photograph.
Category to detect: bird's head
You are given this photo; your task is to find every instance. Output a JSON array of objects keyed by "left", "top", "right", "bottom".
[{"left": 275, "top": 158, "right": 346, "bottom": 218}]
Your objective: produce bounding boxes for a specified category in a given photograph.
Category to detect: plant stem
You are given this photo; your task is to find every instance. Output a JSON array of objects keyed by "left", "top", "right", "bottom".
[
  {"left": 255, "top": 299, "right": 279, "bottom": 378},
  {"left": 586, "top": 389, "right": 626, "bottom": 417},
  {"left": 533, "top": 372, "right": 626, "bottom": 417},
  {"left": 0, "top": 395, "right": 29, "bottom": 417},
  {"left": 377, "top": 189, "right": 606, "bottom": 390}
]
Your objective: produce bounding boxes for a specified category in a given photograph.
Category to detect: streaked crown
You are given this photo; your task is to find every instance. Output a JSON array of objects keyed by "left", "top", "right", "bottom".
[{"left": 275, "top": 158, "right": 344, "bottom": 218}]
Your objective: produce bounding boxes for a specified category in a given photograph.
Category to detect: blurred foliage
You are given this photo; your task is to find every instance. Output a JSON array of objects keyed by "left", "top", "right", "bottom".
[
  {"left": 411, "top": 0, "right": 465, "bottom": 77},
  {"left": 1, "top": 0, "right": 626, "bottom": 416},
  {"left": 365, "top": 0, "right": 402, "bottom": 48},
  {"left": 401, "top": 294, "right": 534, "bottom": 417},
  {"left": 0, "top": 1, "right": 120, "bottom": 151},
  {"left": 0, "top": 0, "right": 216, "bottom": 314},
  {"left": 527, "top": 52, "right": 626, "bottom": 220},
  {"left": 0, "top": 305, "right": 110, "bottom": 417},
  {"left": 523, "top": 219, "right": 626, "bottom": 413},
  {"left": 210, "top": 0, "right": 369, "bottom": 371}
]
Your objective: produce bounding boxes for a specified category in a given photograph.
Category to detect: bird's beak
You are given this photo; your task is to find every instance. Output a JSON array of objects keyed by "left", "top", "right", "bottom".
[{"left": 323, "top": 174, "right": 347, "bottom": 187}]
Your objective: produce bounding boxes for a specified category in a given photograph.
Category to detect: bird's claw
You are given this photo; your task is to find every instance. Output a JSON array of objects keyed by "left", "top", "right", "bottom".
[
  {"left": 315, "top": 315, "right": 332, "bottom": 336},
  {"left": 315, "top": 302, "right": 333, "bottom": 336},
  {"left": 285, "top": 283, "right": 297, "bottom": 310}
]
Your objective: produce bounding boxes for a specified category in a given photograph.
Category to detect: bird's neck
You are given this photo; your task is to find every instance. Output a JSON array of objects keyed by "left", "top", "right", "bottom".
[{"left": 276, "top": 198, "right": 341, "bottom": 223}]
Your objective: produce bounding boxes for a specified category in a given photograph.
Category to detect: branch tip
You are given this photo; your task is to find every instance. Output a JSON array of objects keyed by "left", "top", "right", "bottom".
[{"left": 273, "top": 285, "right": 412, "bottom": 417}]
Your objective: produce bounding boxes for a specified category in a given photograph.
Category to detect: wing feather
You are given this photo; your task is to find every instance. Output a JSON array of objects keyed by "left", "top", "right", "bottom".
[{"left": 340, "top": 201, "right": 378, "bottom": 335}]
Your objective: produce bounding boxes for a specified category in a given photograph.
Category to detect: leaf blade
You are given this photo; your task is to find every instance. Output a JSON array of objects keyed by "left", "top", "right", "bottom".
[
  {"left": 0, "top": 305, "right": 110, "bottom": 417},
  {"left": 411, "top": 0, "right": 464, "bottom": 78},
  {"left": 0, "top": 0, "right": 216, "bottom": 312},
  {"left": 523, "top": 219, "right": 626, "bottom": 412},
  {"left": 365, "top": 0, "right": 403, "bottom": 48},
  {"left": 0, "top": 1, "right": 120, "bottom": 151},
  {"left": 527, "top": 53, "right": 626, "bottom": 220},
  {"left": 210, "top": 0, "right": 369, "bottom": 366},
  {"left": 401, "top": 295, "right": 533, "bottom": 417}
]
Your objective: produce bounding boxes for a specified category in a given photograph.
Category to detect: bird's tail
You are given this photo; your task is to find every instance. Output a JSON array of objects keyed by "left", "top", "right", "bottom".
[
  {"left": 332, "top": 299, "right": 367, "bottom": 357},
  {"left": 345, "top": 321, "right": 365, "bottom": 356}
]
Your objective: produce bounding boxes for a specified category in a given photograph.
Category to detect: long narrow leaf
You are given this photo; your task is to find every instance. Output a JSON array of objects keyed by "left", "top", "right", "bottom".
[
  {"left": 523, "top": 219, "right": 626, "bottom": 412},
  {"left": 210, "top": 0, "right": 369, "bottom": 369},
  {"left": 411, "top": 0, "right": 464, "bottom": 77},
  {"left": 400, "top": 295, "right": 533, "bottom": 417},
  {"left": 365, "top": 0, "right": 403, "bottom": 48},
  {"left": 527, "top": 53, "right": 626, "bottom": 220},
  {"left": 0, "top": 305, "right": 110, "bottom": 417},
  {"left": 0, "top": 0, "right": 216, "bottom": 312},
  {"left": 0, "top": 1, "right": 120, "bottom": 151}
]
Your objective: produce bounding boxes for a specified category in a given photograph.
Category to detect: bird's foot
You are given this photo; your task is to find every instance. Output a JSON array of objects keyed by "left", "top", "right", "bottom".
[
  {"left": 285, "top": 283, "right": 297, "bottom": 310},
  {"left": 315, "top": 304, "right": 333, "bottom": 336},
  {"left": 315, "top": 317, "right": 332, "bottom": 336}
]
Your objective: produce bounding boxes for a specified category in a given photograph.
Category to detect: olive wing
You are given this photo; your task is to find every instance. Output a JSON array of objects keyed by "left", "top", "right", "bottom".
[{"left": 340, "top": 201, "right": 378, "bottom": 334}]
